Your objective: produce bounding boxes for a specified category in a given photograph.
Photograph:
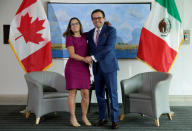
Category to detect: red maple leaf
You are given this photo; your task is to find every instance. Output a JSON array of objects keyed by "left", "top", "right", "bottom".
[{"left": 16, "top": 13, "right": 45, "bottom": 44}]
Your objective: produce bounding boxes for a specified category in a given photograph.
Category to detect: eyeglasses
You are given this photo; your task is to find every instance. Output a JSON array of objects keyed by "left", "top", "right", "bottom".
[
  {"left": 70, "top": 22, "right": 79, "bottom": 26},
  {"left": 92, "top": 17, "right": 103, "bottom": 21}
]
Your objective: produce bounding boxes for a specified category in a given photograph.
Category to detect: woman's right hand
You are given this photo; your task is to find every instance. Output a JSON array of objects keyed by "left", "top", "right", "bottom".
[
  {"left": 83, "top": 56, "right": 92, "bottom": 65},
  {"left": 83, "top": 57, "right": 88, "bottom": 63}
]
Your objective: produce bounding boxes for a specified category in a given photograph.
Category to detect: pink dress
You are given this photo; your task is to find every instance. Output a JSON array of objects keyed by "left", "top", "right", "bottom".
[{"left": 65, "top": 34, "right": 90, "bottom": 90}]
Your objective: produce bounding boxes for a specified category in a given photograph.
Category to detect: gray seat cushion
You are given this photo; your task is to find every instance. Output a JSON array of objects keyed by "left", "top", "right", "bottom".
[
  {"left": 43, "top": 92, "right": 68, "bottom": 99},
  {"left": 129, "top": 93, "right": 151, "bottom": 100},
  {"left": 43, "top": 85, "right": 57, "bottom": 92}
]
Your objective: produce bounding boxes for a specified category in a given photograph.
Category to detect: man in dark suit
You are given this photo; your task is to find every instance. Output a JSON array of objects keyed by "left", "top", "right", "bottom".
[{"left": 86, "top": 9, "right": 119, "bottom": 129}]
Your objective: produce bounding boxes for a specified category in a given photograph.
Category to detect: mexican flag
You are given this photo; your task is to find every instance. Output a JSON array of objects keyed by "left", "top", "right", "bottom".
[
  {"left": 9, "top": 0, "right": 52, "bottom": 73},
  {"left": 137, "top": 0, "right": 183, "bottom": 72}
]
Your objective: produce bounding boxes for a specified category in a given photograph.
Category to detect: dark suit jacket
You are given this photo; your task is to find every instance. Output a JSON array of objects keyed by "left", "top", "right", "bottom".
[{"left": 87, "top": 24, "right": 119, "bottom": 74}]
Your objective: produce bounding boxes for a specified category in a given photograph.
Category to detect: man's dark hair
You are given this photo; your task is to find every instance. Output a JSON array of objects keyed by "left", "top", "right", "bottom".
[{"left": 91, "top": 9, "right": 105, "bottom": 19}]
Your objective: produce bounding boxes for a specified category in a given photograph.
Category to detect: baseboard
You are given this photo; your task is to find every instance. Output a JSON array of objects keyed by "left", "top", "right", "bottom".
[
  {"left": 169, "top": 95, "right": 192, "bottom": 106},
  {"left": 0, "top": 95, "right": 28, "bottom": 105},
  {"left": 0, "top": 95, "right": 192, "bottom": 106}
]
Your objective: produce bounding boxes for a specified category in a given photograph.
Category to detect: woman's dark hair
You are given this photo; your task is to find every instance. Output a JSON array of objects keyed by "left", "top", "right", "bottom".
[
  {"left": 91, "top": 9, "right": 105, "bottom": 19},
  {"left": 63, "top": 17, "right": 83, "bottom": 37}
]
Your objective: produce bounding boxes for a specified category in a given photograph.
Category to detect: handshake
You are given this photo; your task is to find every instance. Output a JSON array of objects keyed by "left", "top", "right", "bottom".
[{"left": 83, "top": 56, "right": 93, "bottom": 65}]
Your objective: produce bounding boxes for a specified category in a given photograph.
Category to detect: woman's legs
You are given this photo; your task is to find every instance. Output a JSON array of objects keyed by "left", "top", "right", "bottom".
[
  {"left": 68, "top": 89, "right": 80, "bottom": 127},
  {"left": 81, "top": 89, "right": 91, "bottom": 126}
]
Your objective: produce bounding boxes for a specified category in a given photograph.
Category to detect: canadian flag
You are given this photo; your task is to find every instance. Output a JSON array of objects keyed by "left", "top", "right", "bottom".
[{"left": 9, "top": 0, "right": 52, "bottom": 73}]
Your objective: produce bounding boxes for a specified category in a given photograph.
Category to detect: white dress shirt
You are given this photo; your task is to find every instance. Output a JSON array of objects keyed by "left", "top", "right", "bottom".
[{"left": 93, "top": 27, "right": 102, "bottom": 44}]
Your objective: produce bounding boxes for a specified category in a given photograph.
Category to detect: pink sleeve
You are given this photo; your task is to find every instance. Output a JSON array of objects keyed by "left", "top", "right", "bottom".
[{"left": 66, "top": 36, "right": 73, "bottom": 47}]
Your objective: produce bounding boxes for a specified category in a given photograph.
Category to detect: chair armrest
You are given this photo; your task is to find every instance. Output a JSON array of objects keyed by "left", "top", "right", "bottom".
[
  {"left": 25, "top": 76, "right": 44, "bottom": 98},
  {"left": 152, "top": 74, "right": 172, "bottom": 96},
  {"left": 52, "top": 73, "right": 69, "bottom": 93},
  {"left": 120, "top": 74, "right": 142, "bottom": 96},
  {"left": 152, "top": 75, "right": 172, "bottom": 115},
  {"left": 120, "top": 74, "right": 143, "bottom": 114}
]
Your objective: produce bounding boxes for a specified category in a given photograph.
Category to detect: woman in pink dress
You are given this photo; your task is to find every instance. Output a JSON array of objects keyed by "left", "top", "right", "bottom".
[{"left": 63, "top": 17, "right": 91, "bottom": 127}]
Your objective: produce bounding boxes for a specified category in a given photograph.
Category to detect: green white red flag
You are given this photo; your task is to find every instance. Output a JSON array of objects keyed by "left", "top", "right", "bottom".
[
  {"left": 137, "top": 0, "right": 183, "bottom": 72},
  {"left": 9, "top": 0, "right": 52, "bottom": 73}
]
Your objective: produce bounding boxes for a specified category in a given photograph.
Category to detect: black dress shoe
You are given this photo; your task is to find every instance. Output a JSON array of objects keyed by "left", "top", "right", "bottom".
[
  {"left": 112, "top": 122, "right": 119, "bottom": 129},
  {"left": 94, "top": 119, "right": 108, "bottom": 126}
]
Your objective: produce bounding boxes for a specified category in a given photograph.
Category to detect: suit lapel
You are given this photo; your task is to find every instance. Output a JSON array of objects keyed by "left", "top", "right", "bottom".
[
  {"left": 89, "top": 24, "right": 107, "bottom": 47},
  {"left": 97, "top": 24, "right": 107, "bottom": 46},
  {"left": 99, "top": 24, "right": 106, "bottom": 37},
  {"left": 90, "top": 29, "right": 96, "bottom": 48}
]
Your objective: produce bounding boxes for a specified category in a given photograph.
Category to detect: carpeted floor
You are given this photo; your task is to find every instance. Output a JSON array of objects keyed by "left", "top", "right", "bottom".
[{"left": 0, "top": 105, "right": 192, "bottom": 131}]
